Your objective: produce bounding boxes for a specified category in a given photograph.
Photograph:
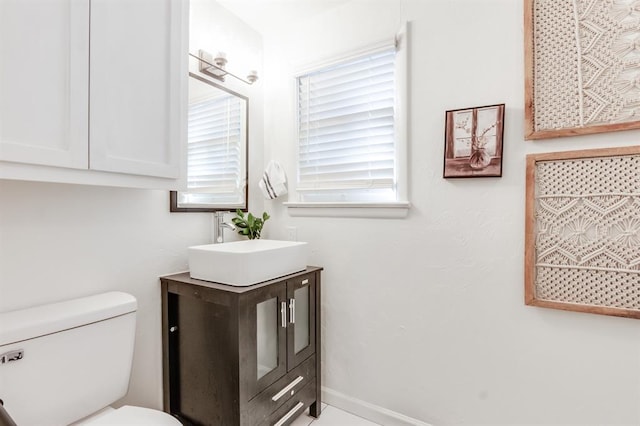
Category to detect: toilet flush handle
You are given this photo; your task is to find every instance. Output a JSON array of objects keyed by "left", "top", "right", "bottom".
[{"left": 0, "top": 350, "right": 23, "bottom": 364}]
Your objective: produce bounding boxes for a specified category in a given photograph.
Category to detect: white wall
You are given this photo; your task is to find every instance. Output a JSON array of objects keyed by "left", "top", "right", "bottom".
[
  {"left": 261, "top": 1, "right": 640, "bottom": 424},
  {"left": 0, "top": 0, "right": 264, "bottom": 414},
  {"left": 0, "top": 181, "right": 209, "bottom": 409}
]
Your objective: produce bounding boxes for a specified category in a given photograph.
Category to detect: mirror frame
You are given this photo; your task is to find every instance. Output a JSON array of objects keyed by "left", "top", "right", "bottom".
[{"left": 170, "top": 72, "right": 249, "bottom": 213}]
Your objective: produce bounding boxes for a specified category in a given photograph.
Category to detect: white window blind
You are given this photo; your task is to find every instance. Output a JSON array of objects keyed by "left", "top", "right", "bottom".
[
  {"left": 179, "top": 93, "right": 245, "bottom": 206},
  {"left": 297, "top": 47, "right": 397, "bottom": 203}
]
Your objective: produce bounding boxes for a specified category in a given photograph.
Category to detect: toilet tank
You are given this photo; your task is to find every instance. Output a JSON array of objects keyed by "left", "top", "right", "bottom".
[{"left": 0, "top": 292, "right": 137, "bottom": 426}]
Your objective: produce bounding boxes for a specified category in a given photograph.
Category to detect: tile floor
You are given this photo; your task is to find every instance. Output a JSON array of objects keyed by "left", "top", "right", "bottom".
[{"left": 290, "top": 404, "right": 380, "bottom": 426}]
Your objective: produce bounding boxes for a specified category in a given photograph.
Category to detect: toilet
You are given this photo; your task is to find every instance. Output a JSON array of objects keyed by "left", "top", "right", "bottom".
[{"left": 0, "top": 292, "right": 181, "bottom": 425}]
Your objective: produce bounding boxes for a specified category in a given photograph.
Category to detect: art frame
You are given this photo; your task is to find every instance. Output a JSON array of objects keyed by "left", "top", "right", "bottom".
[
  {"left": 443, "top": 103, "right": 505, "bottom": 178},
  {"left": 524, "top": 0, "right": 640, "bottom": 140},
  {"left": 525, "top": 145, "right": 640, "bottom": 319}
]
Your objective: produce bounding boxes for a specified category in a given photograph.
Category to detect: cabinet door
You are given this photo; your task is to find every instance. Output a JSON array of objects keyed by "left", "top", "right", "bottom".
[
  {"left": 89, "top": 0, "right": 186, "bottom": 178},
  {"left": 0, "top": 0, "right": 89, "bottom": 169},
  {"left": 165, "top": 289, "right": 241, "bottom": 425},
  {"left": 246, "top": 282, "right": 288, "bottom": 399},
  {"left": 287, "top": 273, "right": 316, "bottom": 368}
]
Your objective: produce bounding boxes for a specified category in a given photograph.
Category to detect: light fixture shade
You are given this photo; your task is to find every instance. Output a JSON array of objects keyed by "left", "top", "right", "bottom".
[
  {"left": 247, "top": 70, "right": 258, "bottom": 83},
  {"left": 213, "top": 52, "right": 227, "bottom": 68}
]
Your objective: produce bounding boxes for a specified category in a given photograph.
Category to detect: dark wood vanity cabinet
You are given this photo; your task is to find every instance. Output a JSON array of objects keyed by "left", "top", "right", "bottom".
[{"left": 160, "top": 267, "right": 322, "bottom": 426}]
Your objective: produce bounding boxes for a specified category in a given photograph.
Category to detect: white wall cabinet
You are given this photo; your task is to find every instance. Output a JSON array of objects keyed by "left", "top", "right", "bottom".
[{"left": 0, "top": 0, "right": 188, "bottom": 189}]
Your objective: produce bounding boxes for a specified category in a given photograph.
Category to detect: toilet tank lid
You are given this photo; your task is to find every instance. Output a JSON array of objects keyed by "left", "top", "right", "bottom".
[{"left": 0, "top": 292, "right": 137, "bottom": 346}]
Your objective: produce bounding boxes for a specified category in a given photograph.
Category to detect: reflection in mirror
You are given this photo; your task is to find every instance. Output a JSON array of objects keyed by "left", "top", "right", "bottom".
[{"left": 170, "top": 72, "right": 248, "bottom": 212}]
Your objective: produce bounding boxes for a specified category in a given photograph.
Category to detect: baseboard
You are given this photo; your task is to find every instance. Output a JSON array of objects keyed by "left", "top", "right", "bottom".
[{"left": 321, "top": 387, "right": 432, "bottom": 426}]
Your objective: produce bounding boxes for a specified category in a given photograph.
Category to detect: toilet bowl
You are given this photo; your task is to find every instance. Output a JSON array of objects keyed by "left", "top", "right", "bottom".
[
  {"left": 0, "top": 292, "right": 181, "bottom": 425},
  {"left": 74, "top": 406, "right": 181, "bottom": 425}
]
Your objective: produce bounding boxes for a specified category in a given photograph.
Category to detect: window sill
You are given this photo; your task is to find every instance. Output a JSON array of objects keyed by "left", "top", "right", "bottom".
[{"left": 284, "top": 202, "right": 411, "bottom": 218}]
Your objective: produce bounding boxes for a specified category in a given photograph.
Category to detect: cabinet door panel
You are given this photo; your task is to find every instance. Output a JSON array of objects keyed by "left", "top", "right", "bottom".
[
  {"left": 89, "top": 0, "right": 185, "bottom": 178},
  {"left": 167, "top": 292, "right": 240, "bottom": 425},
  {"left": 0, "top": 0, "right": 89, "bottom": 169},
  {"left": 246, "top": 283, "right": 287, "bottom": 400},
  {"left": 287, "top": 273, "right": 316, "bottom": 368},
  {"left": 256, "top": 297, "right": 280, "bottom": 380}
]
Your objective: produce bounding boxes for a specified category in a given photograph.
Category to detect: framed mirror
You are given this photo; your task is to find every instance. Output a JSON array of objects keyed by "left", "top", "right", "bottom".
[{"left": 170, "top": 72, "right": 248, "bottom": 212}]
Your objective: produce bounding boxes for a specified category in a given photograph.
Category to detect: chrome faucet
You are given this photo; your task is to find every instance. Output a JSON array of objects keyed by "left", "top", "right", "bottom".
[{"left": 214, "top": 211, "right": 236, "bottom": 243}]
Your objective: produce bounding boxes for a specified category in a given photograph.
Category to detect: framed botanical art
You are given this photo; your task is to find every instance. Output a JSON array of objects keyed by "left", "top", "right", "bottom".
[
  {"left": 525, "top": 0, "right": 640, "bottom": 139},
  {"left": 525, "top": 145, "right": 640, "bottom": 319},
  {"left": 443, "top": 104, "right": 505, "bottom": 178}
]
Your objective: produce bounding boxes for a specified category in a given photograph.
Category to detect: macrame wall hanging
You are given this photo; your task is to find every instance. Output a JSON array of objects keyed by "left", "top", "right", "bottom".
[
  {"left": 525, "top": 0, "right": 640, "bottom": 139},
  {"left": 525, "top": 146, "right": 640, "bottom": 319}
]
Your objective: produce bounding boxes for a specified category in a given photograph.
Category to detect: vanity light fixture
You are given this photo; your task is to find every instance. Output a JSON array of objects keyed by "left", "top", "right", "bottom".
[
  {"left": 191, "top": 49, "right": 259, "bottom": 85},
  {"left": 247, "top": 70, "right": 258, "bottom": 84}
]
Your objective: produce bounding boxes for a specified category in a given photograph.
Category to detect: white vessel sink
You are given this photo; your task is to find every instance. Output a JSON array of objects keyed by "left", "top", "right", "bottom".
[{"left": 188, "top": 239, "right": 309, "bottom": 286}]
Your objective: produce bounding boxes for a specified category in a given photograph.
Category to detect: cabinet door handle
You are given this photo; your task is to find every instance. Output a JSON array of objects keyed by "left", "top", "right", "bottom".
[
  {"left": 274, "top": 401, "right": 305, "bottom": 426},
  {"left": 271, "top": 375, "right": 304, "bottom": 402},
  {"left": 281, "top": 301, "right": 287, "bottom": 328},
  {"left": 289, "top": 298, "right": 295, "bottom": 324},
  {"left": 301, "top": 279, "right": 309, "bottom": 285}
]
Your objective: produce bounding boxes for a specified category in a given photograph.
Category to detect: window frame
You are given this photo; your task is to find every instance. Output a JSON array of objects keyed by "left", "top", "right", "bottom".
[{"left": 285, "top": 24, "right": 410, "bottom": 218}]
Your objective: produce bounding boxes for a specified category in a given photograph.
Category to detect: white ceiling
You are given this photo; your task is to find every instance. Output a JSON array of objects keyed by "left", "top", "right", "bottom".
[{"left": 217, "top": 0, "right": 351, "bottom": 35}]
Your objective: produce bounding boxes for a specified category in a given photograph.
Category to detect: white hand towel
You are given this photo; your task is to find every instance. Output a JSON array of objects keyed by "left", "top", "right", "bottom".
[{"left": 259, "top": 161, "right": 288, "bottom": 199}]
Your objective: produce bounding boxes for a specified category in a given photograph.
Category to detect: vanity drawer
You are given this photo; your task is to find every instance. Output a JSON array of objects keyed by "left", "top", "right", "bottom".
[
  {"left": 243, "top": 355, "right": 316, "bottom": 425},
  {"left": 262, "top": 379, "right": 316, "bottom": 426},
  {"left": 287, "top": 272, "right": 316, "bottom": 289}
]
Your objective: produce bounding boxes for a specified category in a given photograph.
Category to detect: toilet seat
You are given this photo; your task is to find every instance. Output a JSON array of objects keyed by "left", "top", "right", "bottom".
[{"left": 81, "top": 405, "right": 182, "bottom": 425}]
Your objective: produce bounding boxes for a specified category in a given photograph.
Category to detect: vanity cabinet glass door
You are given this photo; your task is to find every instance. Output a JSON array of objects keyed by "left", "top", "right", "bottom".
[
  {"left": 247, "top": 272, "right": 317, "bottom": 399},
  {"left": 287, "top": 274, "right": 316, "bottom": 367},
  {"left": 248, "top": 283, "right": 288, "bottom": 398}
]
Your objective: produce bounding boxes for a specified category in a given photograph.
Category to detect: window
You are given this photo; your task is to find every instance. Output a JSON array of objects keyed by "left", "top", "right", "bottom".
[
  {"left": 292, "top": 31, "right": 408, "bottom": 210},
  {"left": 170, "top": 74, "right": 248, "bottom": 212}
]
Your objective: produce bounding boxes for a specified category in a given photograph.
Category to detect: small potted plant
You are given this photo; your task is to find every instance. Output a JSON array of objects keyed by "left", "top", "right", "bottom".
[{"left": 231, "top": 209, "right": 270, "bottom": 240}]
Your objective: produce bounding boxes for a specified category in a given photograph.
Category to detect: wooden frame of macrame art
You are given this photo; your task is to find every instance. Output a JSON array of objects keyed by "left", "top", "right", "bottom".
[
  {"left": 525, "top": 0, "right": 640, "bottom": 140},
  {"left": 525, "top": 146, "right": 640, "bottom": 319}
]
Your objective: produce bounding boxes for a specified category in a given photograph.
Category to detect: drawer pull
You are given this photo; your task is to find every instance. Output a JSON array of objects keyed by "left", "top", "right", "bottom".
[
  {"left": 271, "top": 375, "right": 304, "bottom": 402},
  {"left": 301, "top": 279, "right": 309, "bottom": 285},
  {"left": 274, "top": 401, "right": 304, "bottom": 426}
]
